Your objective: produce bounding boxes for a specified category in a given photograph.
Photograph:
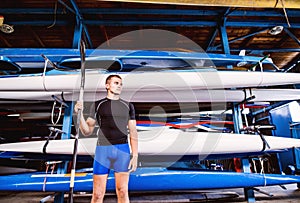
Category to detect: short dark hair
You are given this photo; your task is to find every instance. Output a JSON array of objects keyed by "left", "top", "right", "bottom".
[{"left": 105, "top": 74, "right": 122, "bottom": 84}]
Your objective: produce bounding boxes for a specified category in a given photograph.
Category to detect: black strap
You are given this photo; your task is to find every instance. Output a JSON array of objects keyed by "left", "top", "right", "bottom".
[
  {"left": 43, "top": 128, "right": 63, "bottom": 154},
  {"left": 257, "top": 129, "right": 271, "bottom": 151},
  {"left": 43, "top": 131, "right": 53, "bottom": 154}
]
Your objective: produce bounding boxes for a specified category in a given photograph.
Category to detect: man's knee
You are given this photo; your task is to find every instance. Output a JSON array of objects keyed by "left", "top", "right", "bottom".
[
  {"left": 116, "top": 185, "right": 128, "bottom": 198},
  {"left": 92, "top": 190, "right": 105, "bottom": 201}
]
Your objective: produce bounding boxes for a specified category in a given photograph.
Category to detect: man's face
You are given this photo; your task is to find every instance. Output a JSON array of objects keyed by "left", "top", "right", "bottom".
[{"left": 106, "top": 77, "right": 123, "bottom": 95}]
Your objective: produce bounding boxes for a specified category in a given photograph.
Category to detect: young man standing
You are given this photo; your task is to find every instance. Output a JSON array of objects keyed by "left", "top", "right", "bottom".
[{"left": 74, "top": 75, "right": 138, "bottom": 203}]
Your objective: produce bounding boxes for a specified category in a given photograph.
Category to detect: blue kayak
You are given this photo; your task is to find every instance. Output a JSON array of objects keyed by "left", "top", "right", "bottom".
[{"left": 0, "top": 167, "right": 300, "bottom": 192}]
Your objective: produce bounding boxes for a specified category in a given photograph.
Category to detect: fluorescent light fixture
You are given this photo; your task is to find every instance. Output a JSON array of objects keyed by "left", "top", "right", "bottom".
[
  {"left": 7, "top": 113, "right": 20, "bottom": 117},
  {"left": 20, "top": 112, "right": 51, "bottom": 120},
  {"left": 268, "top": 26, "right": 283, "bottom": 35}
]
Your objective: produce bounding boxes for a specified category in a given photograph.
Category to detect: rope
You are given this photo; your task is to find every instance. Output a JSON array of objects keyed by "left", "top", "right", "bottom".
[
  {"left": 51, "top": 101, "right": 63, "bottom": 126},
  {"left": 42, "top": 57, "right": 48, "bottom": 91},
  {"left": 280, "top": 0, "right": 291, "bottom": 27},
  {"left": 259, "top": 158, "right": 267, "bottom": 187},
  {"left": 47, "top": 1, "right": 58, "bottom": 28},
  {"left": 43, "top": 161, "right": 58, "bottom": 192}
]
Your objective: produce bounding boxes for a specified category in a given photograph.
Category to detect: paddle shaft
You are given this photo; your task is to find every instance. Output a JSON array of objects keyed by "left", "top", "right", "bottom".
[{"left": 68, "top": 40, "right": 86, "bottom": 203}]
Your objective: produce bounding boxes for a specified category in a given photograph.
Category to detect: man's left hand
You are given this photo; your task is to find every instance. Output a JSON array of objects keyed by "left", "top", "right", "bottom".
[{"left": 128, "top": 155, "right": 138, "bottom": 173}]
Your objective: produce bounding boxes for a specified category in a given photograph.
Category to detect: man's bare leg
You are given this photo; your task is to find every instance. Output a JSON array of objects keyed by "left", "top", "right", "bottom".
[
  {"left": 91, "top": 174, "right": 108, "bottom": 203},
  {"left": 115, "top": 172, "right": 130, "bottom": 203}
]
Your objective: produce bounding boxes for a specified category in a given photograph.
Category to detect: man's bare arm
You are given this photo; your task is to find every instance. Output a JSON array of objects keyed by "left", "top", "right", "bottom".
[{"left": 74, "top": 102, "right": 96, "bottom": 136}]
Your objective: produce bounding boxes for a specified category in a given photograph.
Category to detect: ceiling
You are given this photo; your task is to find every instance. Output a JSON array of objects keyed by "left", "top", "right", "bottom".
[
  {"left": 0, "top": 0, "right": 299, "bottom": 140},
  {"left": 0, "top": 0, "right": 299, "bottom": 70}
]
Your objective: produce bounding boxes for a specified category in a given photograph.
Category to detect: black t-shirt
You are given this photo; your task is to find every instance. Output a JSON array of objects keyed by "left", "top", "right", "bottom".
[{"left": 89, "top": 98, "right": 136, "bottom": 145}]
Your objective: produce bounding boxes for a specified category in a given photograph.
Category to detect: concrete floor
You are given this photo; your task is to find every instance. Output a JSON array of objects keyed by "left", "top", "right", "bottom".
[{"left": 0, "top": 184, "right": 299, "bottom": 203}]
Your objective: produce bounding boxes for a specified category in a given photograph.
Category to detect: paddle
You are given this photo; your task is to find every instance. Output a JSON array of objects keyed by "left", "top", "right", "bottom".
[{"left": 68, "top": 40, "right": 86, "bottom": 203}]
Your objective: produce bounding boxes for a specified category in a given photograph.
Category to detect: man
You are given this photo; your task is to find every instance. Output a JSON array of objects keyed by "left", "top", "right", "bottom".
[{"left": 74, "top": 74, "right": 138, "bottom": 203}]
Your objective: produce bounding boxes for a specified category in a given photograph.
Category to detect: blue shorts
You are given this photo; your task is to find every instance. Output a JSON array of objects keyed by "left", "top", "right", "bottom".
[{"left": 93, "top": 143, "right": 130, "bottom": 175}]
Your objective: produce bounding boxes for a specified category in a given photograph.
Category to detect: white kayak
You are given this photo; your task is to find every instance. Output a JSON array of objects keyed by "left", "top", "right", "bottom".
[
  {"left": 0, "top": 128, "right": 300, "bottom": 156},
  {"left": 0, "top": 88, "right": 300, "bottom": 102},
  {"left": 1, "top": 71, "right": 300, "bottom": 92}
]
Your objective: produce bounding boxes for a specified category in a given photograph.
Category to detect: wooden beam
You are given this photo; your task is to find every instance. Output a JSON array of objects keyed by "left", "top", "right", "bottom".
[{"left": 99, "top": 0, "right": 300, "bottom": 9}]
